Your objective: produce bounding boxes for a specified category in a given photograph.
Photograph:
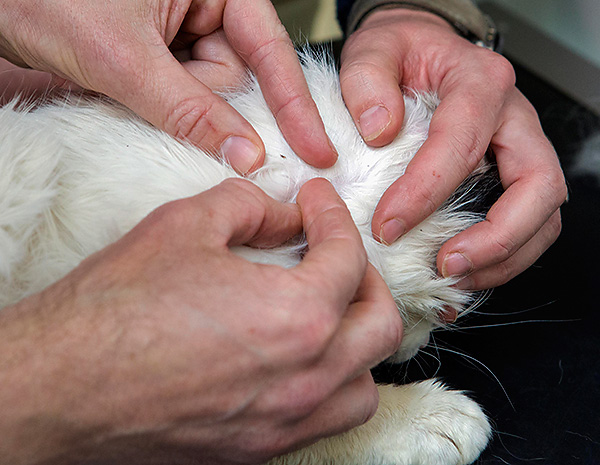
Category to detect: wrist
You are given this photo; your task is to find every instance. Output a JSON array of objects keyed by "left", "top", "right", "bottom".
[
  {"left": 346, "top": 0, "right": 499, "bottom": 50},
  {"left": 360, "top": 6, "right": 454, "bottom": 33}
]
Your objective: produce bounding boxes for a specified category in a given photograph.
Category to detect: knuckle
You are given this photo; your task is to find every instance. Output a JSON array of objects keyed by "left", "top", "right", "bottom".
[
  {"left": 258, "top": 375, "right": 327, "bottom": 423},
  {"left": 340, "top": 55, "right": 391, "bottom": 84},
  {"left": 286, "top": 308, "right": 337, "bottom": 361},
  {"left": 271, "top": 92, "right": 306, "bottom": 121},
  {"left": 148, "top": 198, "right": 191, "bottom": 230},
  {"left": 439, "top": 119, "right": 486, "bottom": 174},
  {"left": 360, "top": 382, "right": 380, "bottom": 425},
  {"left": 541, "top": 166, "right": 569, "bottom": 207},
  {"left": 490, "top": 229, "right": 518, "bottom": 262},
  {"left": 546, "top": 211, "right": 563, "bottom": 243},
  {"left": 280, "top": 380, "right": 325, "bottom": 420},
  {"left": 136, "top": 198, "right": 197, "bottom": 249},
  {"left": 485, "top": 53, "right": 517, "bottom": 91},
  {"left": 246, "top": 29, "right": 290, "bottom": 72},
  {"left": 494, "top": 259, "right": 516, "bottom": 287},
  {"left": 409, "top": 180, "right": 440, "bottom": 219},
  {"left": 383, "top": 308, "right": 404, "bottom": 357},
  {"left": 239, "top": 433, "right": 291, "bottom": 464},
  {"left": 218, "top": 177, "right": 262, "bottom": 199},
  {"left": 263, "top": 279, "right": 338, "bottom": 364},
  {"left": 456, "top": 129, "right": 485, "bottom": 170},
  {"left": 164, "top": 96, "right": 218, "bottom": 144}
]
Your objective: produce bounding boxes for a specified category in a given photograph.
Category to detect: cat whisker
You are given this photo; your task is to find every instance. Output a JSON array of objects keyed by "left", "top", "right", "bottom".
[
  {"left": 495, "top": 433, "right": 548, "bottom": 462},
  {"left": 491, "top": 454, "right": 512, "bottom": 465},
  {"left": 417, "top": 346, "right": 442, "bottom": 378},
  {"left": 494, "top": 430, "right": 528, "bottom": 441},
  {"left": 410, "top": 351, "right": 430, "bottom": 378},
  {"left": 460, "top": 288, "right": 493, "bottom": 317},
  {"left": 469, "top": 300, "right": 557, "bottom": 316},
  {"left": 456, "top": 318, "right": 580, "bottom": 330},
  {"left": 433, "top": 344, "right": 515, "bottom": 411}
]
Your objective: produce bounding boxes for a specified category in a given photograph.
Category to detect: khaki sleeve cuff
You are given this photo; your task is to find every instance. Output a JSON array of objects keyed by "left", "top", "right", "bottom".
[{"left": 346, "top": 0, "right": 499, "bottom": 50}]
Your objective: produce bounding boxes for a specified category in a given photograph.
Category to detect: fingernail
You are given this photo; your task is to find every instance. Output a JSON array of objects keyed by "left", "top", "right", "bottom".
[
  {"left": 442, "top": 252, "right": 473, "bottom": 278},
  {"left": 359, "top": 105, "right": 391, "bottom": 142},
  {"left": 379, "top": 218, "right": 405, "bottom": 245},
  {"left": 221, "top": 136, "right": 261, "bottom": 175},
  {"left": 441, "top": 305, "right": 458, "bottom": 323}
]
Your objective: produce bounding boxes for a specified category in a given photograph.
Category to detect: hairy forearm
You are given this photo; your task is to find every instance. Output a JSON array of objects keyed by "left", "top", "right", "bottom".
[{"left": 0, "top": 282, "right": 98, "bottom": 464}]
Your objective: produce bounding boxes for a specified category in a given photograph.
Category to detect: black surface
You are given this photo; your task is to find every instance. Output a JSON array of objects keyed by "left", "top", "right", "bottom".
[{"left": 371, "top": 60, "right": 600, "bottom": 463}]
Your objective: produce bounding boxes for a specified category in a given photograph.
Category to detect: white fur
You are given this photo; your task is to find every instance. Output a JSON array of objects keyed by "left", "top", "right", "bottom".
[{"left": 0, "top": 51, "right": 491, "bottom": 464}]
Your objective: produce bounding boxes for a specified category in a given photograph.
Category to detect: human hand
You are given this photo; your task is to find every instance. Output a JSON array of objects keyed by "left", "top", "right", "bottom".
[
  {"left": 0, "top": 178, "right": 401, "bottom": 464},
  {"left": 339, "top": 8, "right": 567, "bottom": 290},
  {"left": 0, "top": 0, "right": 337, "bottom": 173}
]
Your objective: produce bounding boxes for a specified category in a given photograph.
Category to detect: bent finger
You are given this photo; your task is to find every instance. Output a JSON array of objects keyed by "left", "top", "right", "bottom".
[
  {"left": 283, "top": 372, "right": 379, "bottom": 452},
  {"left": 263, "top": 266, "right": 400, "bottom": 447},
  {"left": 193, "top": 178, "right": 302, "bottom": 248},
  {"left": 438, "top": 92, "right": 567, "bottom": 279},
  {"left": 179, "top": 29, "right": 249, "bottom": 92},
  {"left": 293, "top": 178, "right": 368, "bottom": 308},
  {"left": 315, "top": 264, "right": 402, "bottom": 381},
  {"left": 371, "top": 83, "right": 502, "bottom": 244},
  {"left": 339, "top": 28, "right": 405, "bottom": 146},
  {"left": 453, "top": 210, "right": 563, "bottom": 290},
  {"left": 223, "top": 0, "right": 337, "bottom": 168}
]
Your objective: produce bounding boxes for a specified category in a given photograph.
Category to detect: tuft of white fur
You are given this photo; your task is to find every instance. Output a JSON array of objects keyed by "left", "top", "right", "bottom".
[{"left": 0, "top": 50, "right": 491, "bottom": 464}]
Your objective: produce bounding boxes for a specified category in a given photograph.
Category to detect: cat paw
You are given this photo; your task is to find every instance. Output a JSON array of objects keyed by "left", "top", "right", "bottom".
[
  {"left": 372, "top": 380, "right": 492, "bottom": 465},
  {"left": 270, "top": 380, "right": 491, "bottom": 465}
]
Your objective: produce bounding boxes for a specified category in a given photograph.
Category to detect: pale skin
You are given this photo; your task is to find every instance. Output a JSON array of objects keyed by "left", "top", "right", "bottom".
[
  {"left": 0, "top": 178, "right": 402, "bottom": 464},
  {"left": 0, "top": 0, "right": 568, "bottom": 461}
]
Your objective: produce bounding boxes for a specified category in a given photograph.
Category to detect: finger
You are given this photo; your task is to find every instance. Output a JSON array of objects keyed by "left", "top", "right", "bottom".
[
  {"left": 281, "top": 265, "right": 400, "bottom": 393},
  {"left": 98, "top": 38, "right": 265, "bottom": 175},
  {"left": 438, "top": 91, "right": 567, "bottom": 280},
  {"left": 453, "top": 210, "right": 562, "bottom": 290},
  {"left": 339, "top": 27, "right": 405, "bottom": 146},
  {"left": 281, "top": 372, "right": 379, "bottom": 452},
  {"left": 438, "top": 177, "right": 563, "bottom": 280},
  {"left": 192, "top": 178, "right": 302, "bottom": 248},
  {"left": 179, "top": 29, "right": 248, "bottom": 91},
  {"left": 50, "top": 74, "right": 83, "bottom": 92},
  {"left": 178, "top": 0, "right": 226, "bottom": 38},
  {"left": 264, "top": 266, "right": 400, "bottom": 444},
  {"left": 293, "top": 178, "right": 368, "bottom": 307},
  {"left": 222, "top": 0, "right": 338, "bottom": 168},
  {"left": 316, "top": 264, "right": 402, "bottom": 381},
  {"left": 0, "top": 58, "right": 54, "bottom": 103},
  {"left": 371, "top": 80, "right": 504, "bottom": 244}
]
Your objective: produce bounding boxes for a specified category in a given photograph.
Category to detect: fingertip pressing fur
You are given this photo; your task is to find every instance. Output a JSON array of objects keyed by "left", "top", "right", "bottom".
[{"left": 0, "top": 49, "right": 494, "bottom": 464}]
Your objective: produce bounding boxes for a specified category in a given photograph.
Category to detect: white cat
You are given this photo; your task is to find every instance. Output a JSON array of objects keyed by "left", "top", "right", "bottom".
[{"left": 0, "top": 51, "right": 491, "bottom": 464}]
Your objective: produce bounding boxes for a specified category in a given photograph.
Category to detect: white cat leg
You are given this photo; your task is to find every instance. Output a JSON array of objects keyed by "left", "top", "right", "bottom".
[{"left": 271, "top": 380, "right": 491, "bottom": 465}]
